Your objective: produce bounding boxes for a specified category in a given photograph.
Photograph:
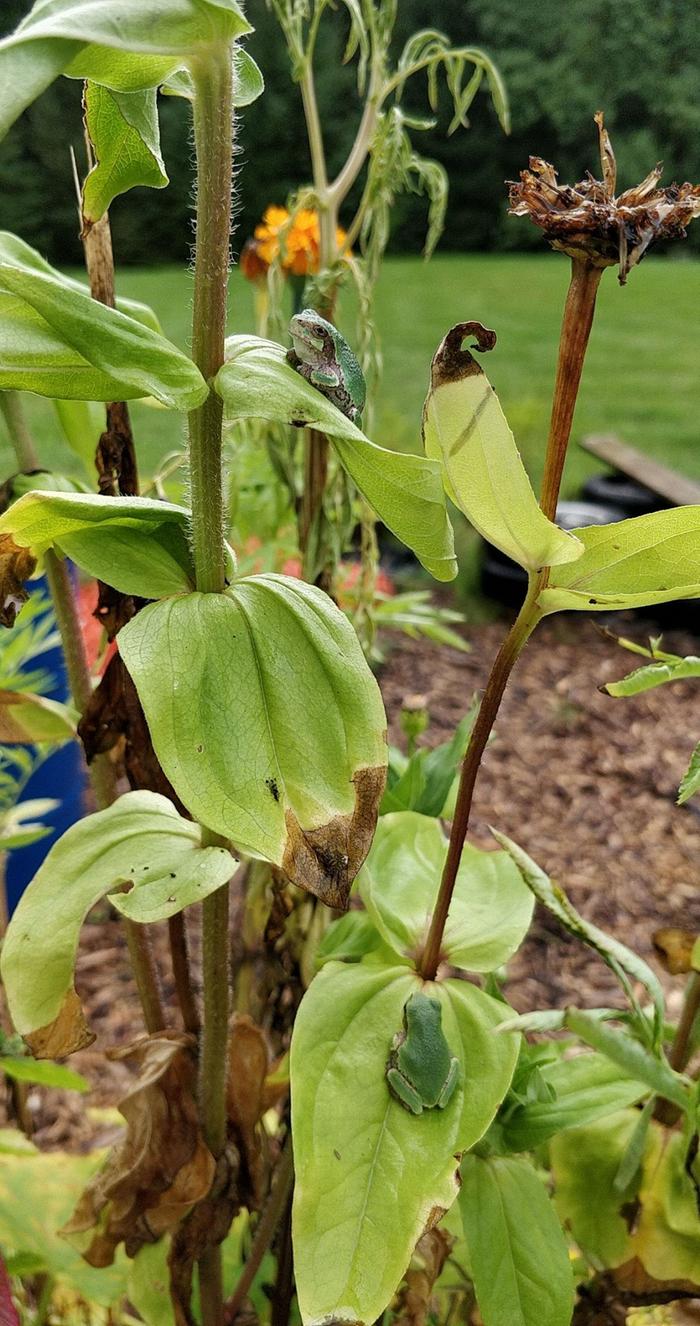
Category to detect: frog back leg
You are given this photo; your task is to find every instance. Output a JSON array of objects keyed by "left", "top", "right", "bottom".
[{"left": 386, "top": 1066, "right": 425, "bottom": 1115}]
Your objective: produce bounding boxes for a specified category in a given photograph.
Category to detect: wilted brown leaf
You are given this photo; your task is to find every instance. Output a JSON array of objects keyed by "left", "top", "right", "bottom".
[
  {"left": 226, "top": 1014, "right": 275, "bottom": 1207},
  {"left": 509, "top": 112, "right": 700, "bottom": 283},
  {"left": 393, "top": 1228, "right": 455, "bottom": 1326},
  {"left": 653, "top": 928, "right": 698, "bottom": 975},
  {"left": 61, "top": 1032, "right": 215, "bottom": 1266},
  {"left": 26, "top": 987, "right": 94, "bottom": 1059},
  {"left": 282, "top": 764, "right": 386, "bottom": 910},
  {"left": 0, "top": 533, "right": 36, "bottom": 628}
]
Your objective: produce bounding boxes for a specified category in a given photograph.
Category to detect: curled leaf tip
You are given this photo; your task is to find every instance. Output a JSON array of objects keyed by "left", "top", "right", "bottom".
[
  {"left": 430, "top": 321, "right": 497, "bottom": 387},
  {"left": 509, "top": 112, "right": 700, "bottom": 282}
]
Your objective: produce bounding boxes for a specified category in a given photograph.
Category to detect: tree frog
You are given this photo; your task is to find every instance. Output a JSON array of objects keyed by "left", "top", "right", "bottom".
[
  {"left": 287, "top": 308, "right": 366, "bottom": 425},
  {"left": 386, "top": 991, "right": 460, "bottom": 1116}
]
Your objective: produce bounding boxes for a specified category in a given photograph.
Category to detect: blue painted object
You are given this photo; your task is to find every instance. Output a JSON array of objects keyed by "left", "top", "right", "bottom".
[{"left": 5, "top": 574, "right": 89, "bottom": 916}]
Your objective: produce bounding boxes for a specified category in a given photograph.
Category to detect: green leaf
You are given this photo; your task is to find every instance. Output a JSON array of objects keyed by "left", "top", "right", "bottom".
[
  {"left": 679, "top": 740, "right": 700, "bottom": 805},
  {"left": 602, "top": 655, "right": 700, "bottom": 697},
  {"left": 539, "top": 507, "right": 700, "bottom": 614},
  {"left": 82, "top": 83, "right": 168, "bottom": 224},
  {"left": 315, "top": 910, "right": 383, "bottom": 968},
  {"left": 291, "top": 961, "right": 518, "bottom": 1326},
  {"left": 421, "top": 324, "right": 582, "bottom": 572},
  {"left": 119, "top": 577, "right": 387, "bottom": 909},
  {"left": 381, "top": 705, "right": 477, "bottom": 817},
  {"left": 0, "top": 1128, "right": 38, "bottom": 1156},
  {"left": 215, "top": 335, "right": 457, "bottom": 582},
  {"left": 0, "top": 1056, "right": 88, "bottom": 1092},
  {"left": 0, "top": 0, "right": 251, "bottom": 139},
  {"left": 52, "top": 399, "right": 104, "bottom": 474},
  {"left": 0, "top": 231, "right": 162, "bottom": 332},
  {"left": 127, "top": 1241, "right": 175, "bottom": 1326},
  {"left": 0, "top": 790, "right": 235, "bottom": 1057},
  {"left": 551, "top": 1110, "right": 640, "bottom": 1268},
  {"left": 493, "top": 831, "right": 665, "bottom": 1042},
  {"left": 0, "top": 798, "right": 58, "bottom": 851},
  {"left": 0, "top": 249, "right": 206, "bottom": 409},
  {"left": 459, "top": 1154, "right": 574, "bottom": 1326},
  {"left": 358, "top": 812, "right": 533, "bottom": 971},
  {"left": 635, "top": 1125, "right": 700, "bottom": 1282},
  {"left": 0, "top": 690, "right": 75, "bottom": 743},
  {"left": 0, "top": 1151, "right": 128, "bottom": 1306},
  {"left": 0, "top": 490, "right": 195, "bottom": 598},
  {"left": 501, "top": 1052, "right": 651, "bottom": 1151},
  {"left": 564, "top": 1009, "right": 690, "bottom": 1112}
]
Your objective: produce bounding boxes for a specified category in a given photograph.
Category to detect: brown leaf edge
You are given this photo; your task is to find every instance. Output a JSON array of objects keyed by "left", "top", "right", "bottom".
[
  {"left": 25, "top": 987, "right": 95, "bottom": 1059},
  {"left": 0, "top": 533, "right": 36, "bottom": 629},
  {"left": 429, "top": 322, "right": 497, "bottom": 392},
  {"left": 281, "top": 763, "right": 386, "bottom": 910}
]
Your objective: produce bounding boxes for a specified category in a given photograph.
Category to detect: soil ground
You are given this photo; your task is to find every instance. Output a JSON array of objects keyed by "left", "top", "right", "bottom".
[{"left": 4, "top": 612, "right": 699, "bottom": 1151}]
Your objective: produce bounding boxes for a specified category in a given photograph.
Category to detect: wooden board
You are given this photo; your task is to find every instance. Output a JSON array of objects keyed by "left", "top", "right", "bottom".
[{"left": 579, "top": 433, "right": 700, "bottom": 507}]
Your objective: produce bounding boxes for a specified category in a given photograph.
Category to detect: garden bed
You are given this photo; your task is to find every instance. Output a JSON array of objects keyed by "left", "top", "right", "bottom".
[{"left": 4, "top": 613, "right": 699, "bottom": 1153}]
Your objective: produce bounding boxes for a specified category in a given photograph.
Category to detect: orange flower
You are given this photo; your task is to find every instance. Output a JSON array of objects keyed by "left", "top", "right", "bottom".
[{"left": 241, "top": 204, "right": 351, "bottom": 282}]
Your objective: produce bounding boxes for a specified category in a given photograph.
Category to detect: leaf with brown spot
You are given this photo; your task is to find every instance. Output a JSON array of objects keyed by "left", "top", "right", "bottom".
[
  {"left": 393, "top": 1228, "right": 455, "bottom": 1326},
  {"left": 62, "top": 1032, "right": 215, "bottom": 1266},
  {"left": 118, "top": 579, "right": 387, "bottom": 909},
  {"left": 0, "top": 532, "right": 36, "bottom": 628}
]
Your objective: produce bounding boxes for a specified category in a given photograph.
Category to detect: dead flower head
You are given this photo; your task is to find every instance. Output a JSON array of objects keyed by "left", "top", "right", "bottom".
[{"left": 508, "top": 112, "right": 700, "bottom": 283}]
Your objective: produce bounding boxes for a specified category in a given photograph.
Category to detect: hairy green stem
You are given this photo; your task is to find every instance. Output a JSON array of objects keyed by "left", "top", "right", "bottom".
[
  {"left": 189, "top": 48, "right": 235, "bottom": 1326},
  {"left": 421, "top": 257, "right": 603, "bottom": 979}
]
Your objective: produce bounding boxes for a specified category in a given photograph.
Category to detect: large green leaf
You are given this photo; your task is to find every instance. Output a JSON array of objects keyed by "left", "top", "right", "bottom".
[
  {"left": 291, "top": 961, "right": 518, "bottom": 1326},
  {"left": 358, "top": 812, "right": 533, "bottom": 971},
  {"left": 501, "top": 1051, "right": 650, "bottom": 1152},
  {"left": 119, "top": 576, "right": 387, "bottom": 908},
  {"left": 0, "top": 251, "right": 206, "bottom": 408},
  {"left": 0, "top": 791, "right": 235, "bottom": 1057},
  {"left": 421, "top": 323, "right": 582, "bottom": 571},
  {"left": 0, "top": 231, "right": 162, "bottom": 331},
  {"left": 215, "top": 335, "right": 457, "bottom": 582},
  {"left": 0, "top": 0, "right": 251, "bottom": 138},
  {"left": 539, "top": 507, "right": 700, "bottom": 614},
  {"left": 0, "top": 490, "right": 196, "bottom": 598},
  {"left": 493, "top": 831, "right": 665, "bottom": 1041},
  {"left": 459, "top": 1154, "right": 574, "bottom": 1326},
  {"left": 82, "top": 83, "right": 168, "bottom": 224}
]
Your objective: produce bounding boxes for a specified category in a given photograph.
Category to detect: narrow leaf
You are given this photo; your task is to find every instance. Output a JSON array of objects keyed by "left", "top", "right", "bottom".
[
  {"left": 678, "top": 741, "right": 700, "bottom": 805},
  {"left": 493, "top": 831, "right": 665, "bottom": 1041},
  {"left": 0, "top": 791, "right": 236, "bottom": 1056},
  {"left": 0, "top": 690, "right": 76, "bottom": 743},
  {"left": 422, "top": 323, "right": 582, "bottom": 571},
  {"left": 540, "top": 507, "right": 700, "bottom": 614},
  {"left": 603, "top": 655, "right": 700, "bottom": 697},
  {"left": 564, "top": 1009, "right": 690, "bottom": 1113},
  {"left": 459, "top": 1154, "right": 574, "bottom": 1326},
  {"left": 501, "top": 1052, "right": 650, "bottom": 1152},
  {"left": 0, "top": 1056, "right": 88, "bottom": 1092},
  {"left": 216, "top": 335, "right": 457, "bottom": 581},
  {"left": 119, "top": 578, "right": 387, "bottom": 909}
]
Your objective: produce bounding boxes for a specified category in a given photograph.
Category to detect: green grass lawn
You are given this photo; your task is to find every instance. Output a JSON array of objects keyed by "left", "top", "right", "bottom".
[{"left": 4, "top": 252, "right": 699, "bottom": 505}]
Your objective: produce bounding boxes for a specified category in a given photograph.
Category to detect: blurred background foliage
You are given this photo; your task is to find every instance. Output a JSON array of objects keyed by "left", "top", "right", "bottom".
[{"left": 2, "top": 0, "right": 700, "bottom": 265}]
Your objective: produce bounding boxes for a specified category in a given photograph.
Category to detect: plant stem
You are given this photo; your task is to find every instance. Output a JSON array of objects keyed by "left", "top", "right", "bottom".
[
  {"left": 189, "top": 49, "right": 233, "bottom": 597},
  {"left": 539, "top": 259, "right": 602, "bottom": 522},
  {"left": 669, "top": 972, "right": 700, "bottom": 1073},
  {"left": 419, "top": 578, "right": 542, "bottom": 979},
  {"left": 0, "top": 391, "right": 39, "bottom": 470},
  {"left": 189, "top": 47, "right": 235, "bottom": 1326},
  {"left": 169, "top": 912, "right": 200, "bottom": 1035},
  {"left": 224, "top": 1137, "right": 294, "bottom": 1322},
  {"left": 421, "top": 258, "right": 603, "bottom": 980}
]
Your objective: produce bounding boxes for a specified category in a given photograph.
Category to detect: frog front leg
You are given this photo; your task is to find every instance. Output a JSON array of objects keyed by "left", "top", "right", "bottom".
[
  {"left": 437, "top": 1057, "right": 460, "bottom": 1109},
  {"left": 386, "top": 1066, "right": 425, "bottom": 1115},
  {"left": 309, "top": 364, "right": 342, "bottom": 390}
]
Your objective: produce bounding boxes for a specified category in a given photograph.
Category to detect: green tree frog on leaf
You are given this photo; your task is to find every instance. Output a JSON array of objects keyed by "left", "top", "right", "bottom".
[
  {"left": 386, "top": 991, "right": 460, "bottom": 1116},
  {"left": 287, "top": 308, "right": 366, "bottom": 425}
]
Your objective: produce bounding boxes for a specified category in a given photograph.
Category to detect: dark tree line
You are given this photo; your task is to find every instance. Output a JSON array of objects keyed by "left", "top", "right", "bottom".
[{"left": 1, "top": 0, "right": 699, "bottom": 264}]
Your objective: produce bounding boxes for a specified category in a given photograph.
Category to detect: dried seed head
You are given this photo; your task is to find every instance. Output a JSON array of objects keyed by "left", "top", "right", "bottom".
[{"left": 508, "top": 112, "right": 700, "bottom": 283}]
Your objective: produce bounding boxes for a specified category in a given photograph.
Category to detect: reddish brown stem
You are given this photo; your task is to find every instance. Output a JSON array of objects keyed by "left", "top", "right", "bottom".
[{"left": 540, "top": 259, "right": 603, "bottom": 521}]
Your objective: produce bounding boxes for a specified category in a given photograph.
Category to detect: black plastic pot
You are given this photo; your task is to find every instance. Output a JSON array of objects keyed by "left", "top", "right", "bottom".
[{"left": 581, "top": 472, "right": 666, "bottom": 516}]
